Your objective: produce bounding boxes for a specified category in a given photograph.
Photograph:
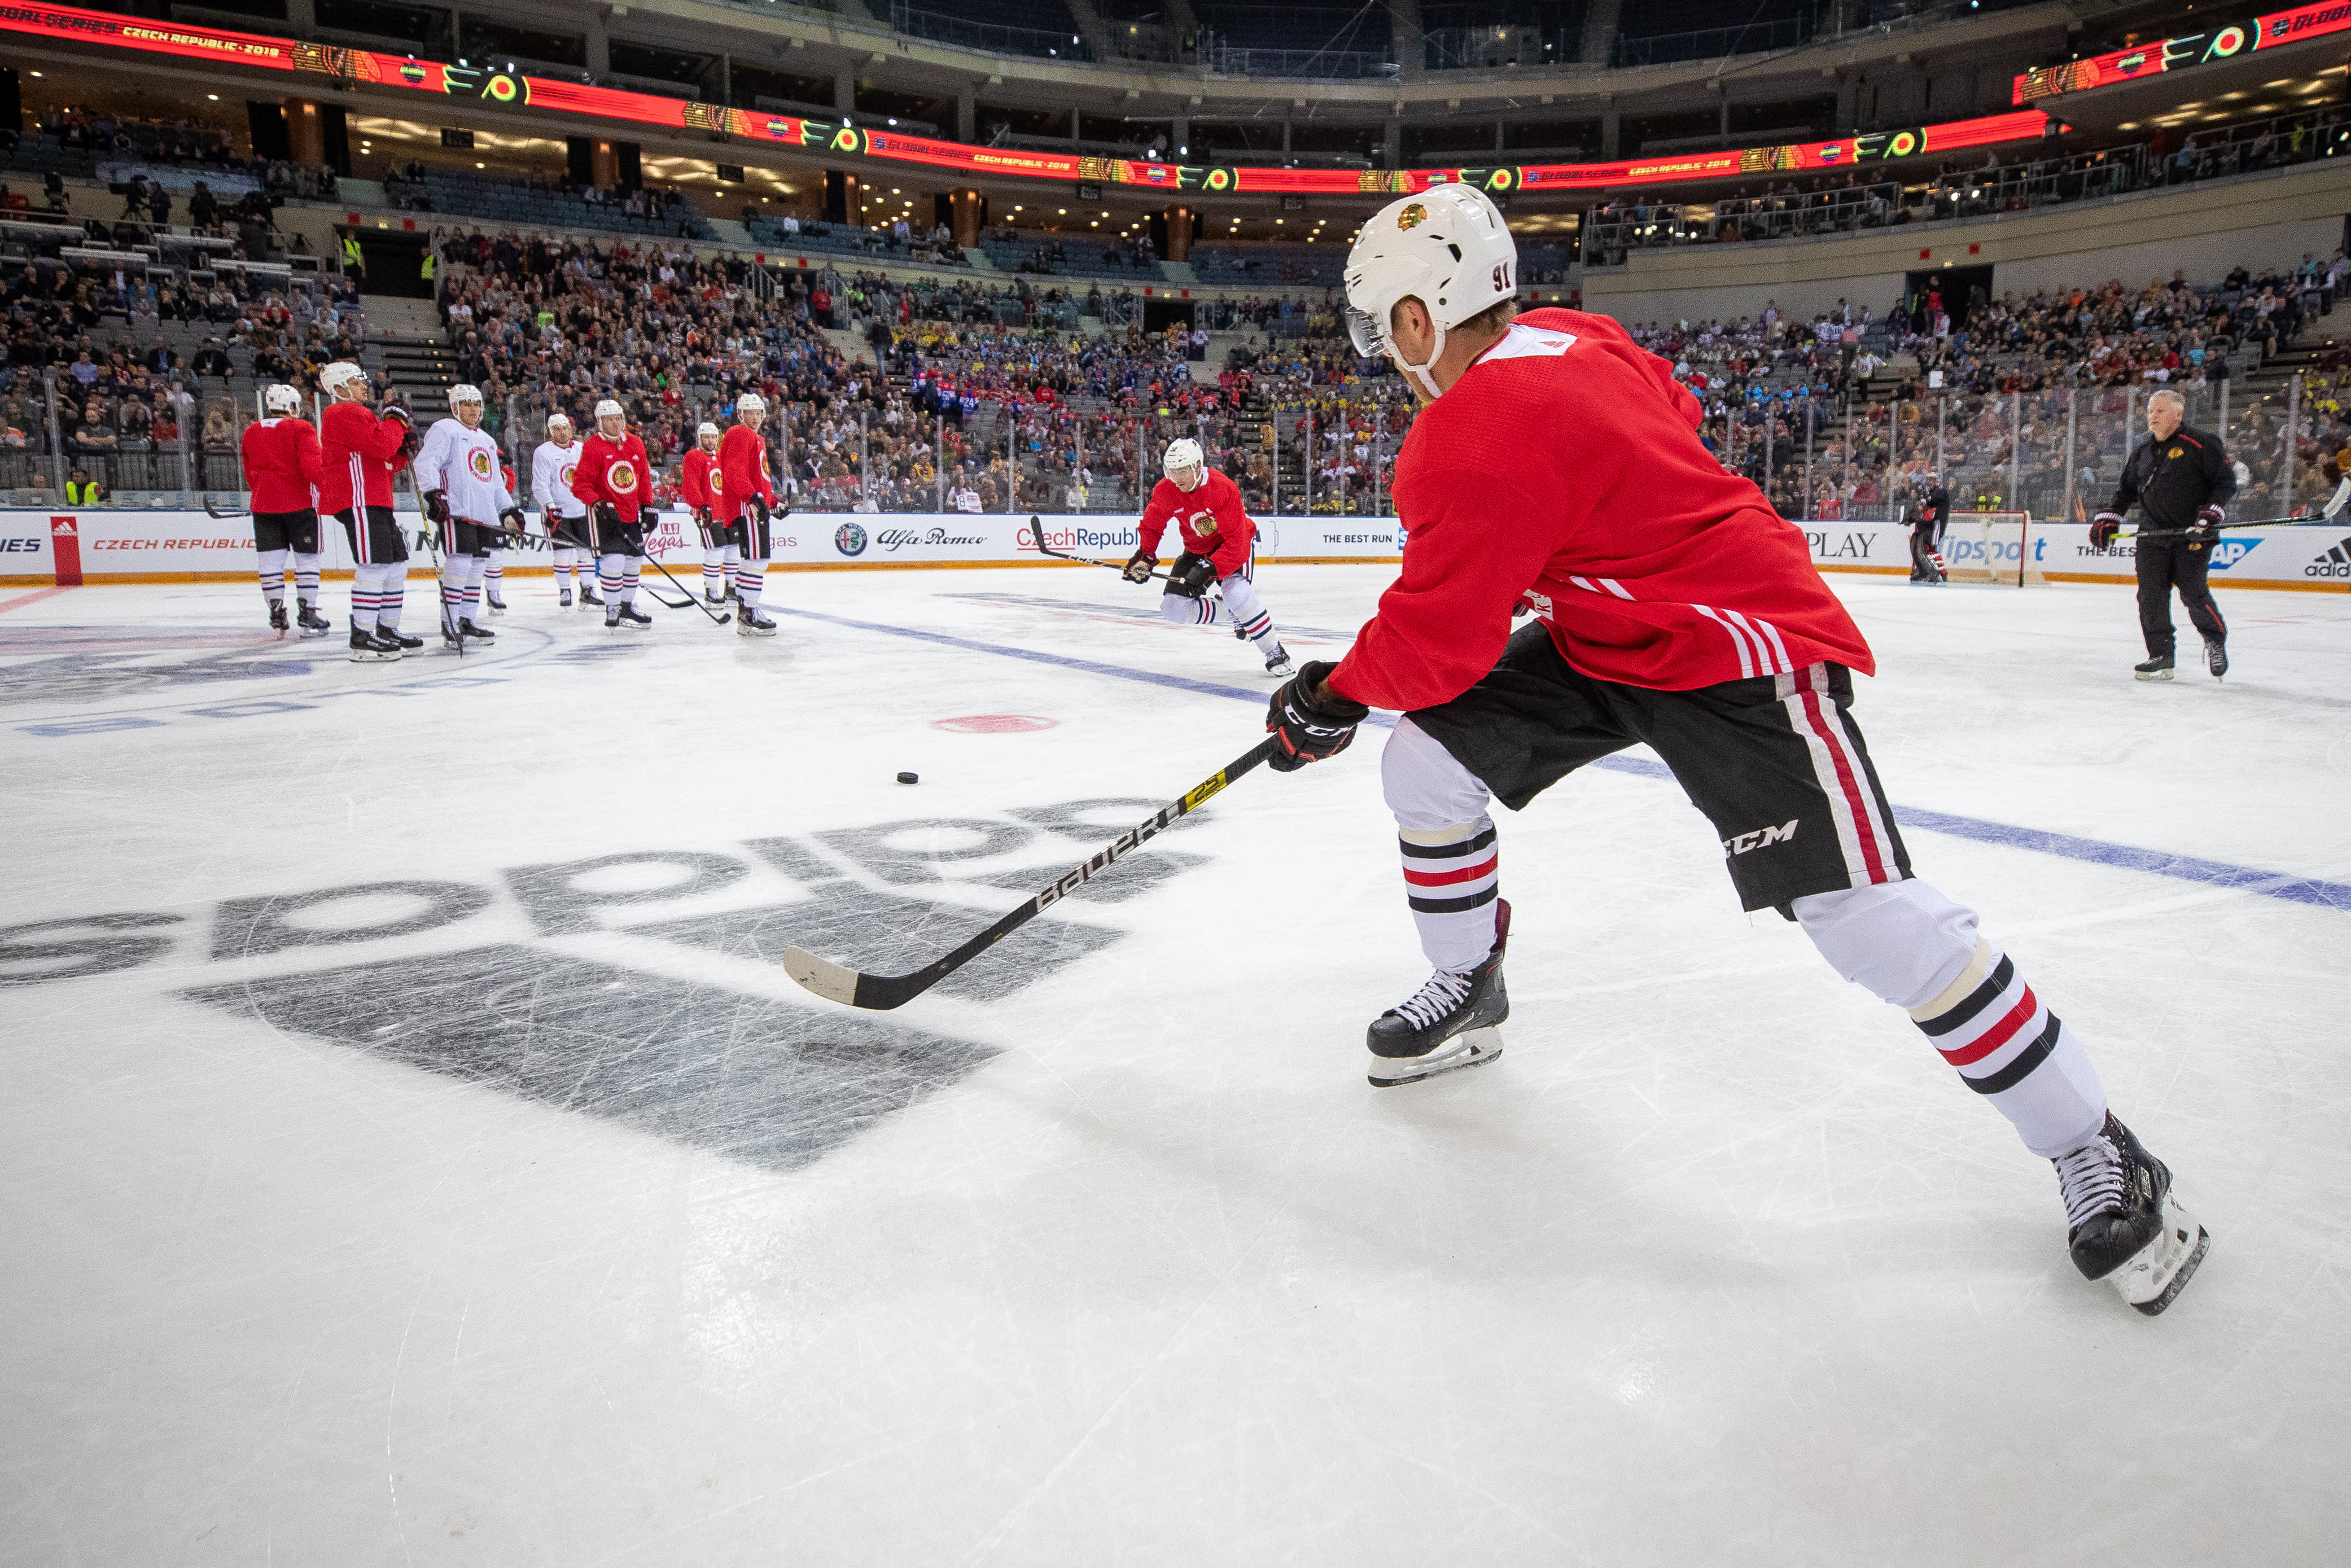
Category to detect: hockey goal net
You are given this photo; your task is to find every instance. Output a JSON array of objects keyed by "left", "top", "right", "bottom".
[{"left": 1945, "top": 511, "right": 2048, "bottom": 586}]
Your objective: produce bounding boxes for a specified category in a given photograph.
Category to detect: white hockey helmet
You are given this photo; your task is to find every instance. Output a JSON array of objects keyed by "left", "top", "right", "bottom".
[
  {"left": 546, "top": 411, "right": 572, "bottom": 432},
  {"left": 319, "top": 361, "right": 368, "bottom": 400},
  {"left": 1342, "top": 183, "right": 1518, "bottom": 398},
  {"left": 262, "top": 383, "right": 303, "bottom": 415},
  {"left": 448, "top": 383, "right": 484, "bottom": 412},
  {"left": 594, "top": 398, "right": 625, "bottom": 421},
  {"left": 1161, "top": 435, "right": 1203, "bottom": 479},
  {"left": 735, "top": 392, "right": 767, "bottom": 417},
  {"left": 697, "top": 421, "right": 721, "bottom": 440}
]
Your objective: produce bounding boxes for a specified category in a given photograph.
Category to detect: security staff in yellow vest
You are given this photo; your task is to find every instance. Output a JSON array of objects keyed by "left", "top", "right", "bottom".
[
  {"left": 65, "top": 467, "right": 107, "bottom": 505},
  {"left": 339, "top": 229, "right": 364, "bottom": 282},
  {"left": 419, "top": 249, "right": 436, "bottom": 287}
]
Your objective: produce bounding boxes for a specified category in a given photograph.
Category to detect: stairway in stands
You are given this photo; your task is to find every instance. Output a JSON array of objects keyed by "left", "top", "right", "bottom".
[{"left": 363, "top": 296, "right": 461, "bottom": 402}]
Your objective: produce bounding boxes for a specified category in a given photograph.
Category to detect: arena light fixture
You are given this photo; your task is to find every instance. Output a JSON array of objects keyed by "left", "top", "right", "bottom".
[{"left": 207, "top": 93, "right": 218, "bottom": 100}]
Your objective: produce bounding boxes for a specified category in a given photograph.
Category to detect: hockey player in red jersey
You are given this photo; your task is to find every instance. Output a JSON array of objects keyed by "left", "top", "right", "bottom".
[
  {"left": 239, "top": 383, "right": 330, "bottom": 638},
  {"left": 317, "top": 361, "right": 419, "bottom": 662},
  {"left": 1262, "top": 184, "right": 2206, "bottom": 1316},
  {"left": 1123, "top": 437, "right": 1293, "bottom": 676},
  {"left": 713, "top": 393, "right": 778, "bottom": 637},
  {"left": 573, "top": 398, "right": 655, "bottom": 633},
  {"left": 680, "top": 421, "right": 733, "bottom": 606}
]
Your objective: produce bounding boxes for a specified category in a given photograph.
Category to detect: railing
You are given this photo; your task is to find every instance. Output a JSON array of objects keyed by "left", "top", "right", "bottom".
[
  {"left": 886, "top": 2, "right": 1091, "bottom": 60},
  {"left": 1204, "top": 41, "right": 1398, "bottom": 80},
  {"left": 1582, "top": 104, "right": 2351, "bottom": 266},
  {"left": 1612, "top": 14, "right": 1813, "bottom": 68},
  {"left": 1422, "top": 24, "right": 1574, "bottom": 71}
]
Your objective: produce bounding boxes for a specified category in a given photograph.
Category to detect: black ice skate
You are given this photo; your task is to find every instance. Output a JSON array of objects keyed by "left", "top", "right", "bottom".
[
  {"left": 485, "top": 593, "right": 507, "bottom": 617},
  {"left": 1366, "top": 899, "right": 1511, "bottom": 1087},
  {"left": 458, "top": 618, "right": 496, "bottom": 642},
  {"left": 1264, "top": 646, "right": 1296, "bottom": 678},
  {"left": 296, "top": 602, "right": 332, "bottom": 637},
  {"left": 580, "top": 586, "right": 605, "bottom": 610},
  {"left": 268, "top": 601, "right": 290, "bottom": 636},
  {"left": 614, "top": 603, "right": 653, "bottom": 630},
  {"left": 706, "top": 588, "right": 726, "bottom": 605},
  {"left": 2054, "top": 1113, "right": 2209, "bottom": 1315},
  {"left": 378, "top": 626, "right": 423, "bottom": 654},
  {"left": 2203, "top": 636, "right": 2228, "bottom": 680},
  {"left": 736, "top": 608, "right": 777, "bottom": 637},
  {"left": 559, "top": 586, "right": 574, "bottom": 607},
  {"left": 348, "top": 627, "right": 399, "bottom": 663},
  {"left": 2134, "top": 655, "right": 2175, "bottom": 681}
]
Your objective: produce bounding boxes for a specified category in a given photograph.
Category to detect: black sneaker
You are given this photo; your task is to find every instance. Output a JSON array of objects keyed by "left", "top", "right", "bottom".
[
  {"left": 1365, "top": 899, "right": 1511, "bottom": 1087},
  {"left": 2203, "top": 636, "right": 2228, "bottom": 680},
  {"left": 296, "top": 602, "right": 332, "bottom": 637},
  {"left": 458, "top": 618, "right": 496, "bottom": 642},
  {"left": 2133, "top": 655, "right": 2175, "bottom": 682},
  {"left": 2054, "top": 1113, "right": 2210, "bottom": 1315},
  {"left": 269, "top": 601, "right": 290, "bottom": 634}
]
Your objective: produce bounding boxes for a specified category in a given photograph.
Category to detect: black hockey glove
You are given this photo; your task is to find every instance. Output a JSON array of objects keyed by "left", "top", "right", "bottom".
[
  {"left": 1266, "top": 661, "right": 1369, "bottom": 773},
  {"left": 422, "top": 488, "right": 450, "bottom": 524},
  {"left": 2089, "top": 512, "right": 2123, "bottom": 549},
  {"left": 1166, "top": 551, "right": 1218, "bottom": 599},
  {"left": 1122, "top": 549, "right": 1156, "bottom": 585},
  {"left": 380, "top": 400, "right": 410, "bottom": 426},
  {"left": 2191, "top": 503, "right": 2226, "bottom": 540},
  {"left": 498, "top": 506, "right": 527, "bottom": 538},
  {"left": 750, "top": 496, "right": 771, "bottom": 526},
  {"left": 593, "top": 501, "right": 620, "bottom": 531}
]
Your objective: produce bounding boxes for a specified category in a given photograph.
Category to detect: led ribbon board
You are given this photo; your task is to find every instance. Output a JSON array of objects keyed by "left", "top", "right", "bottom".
[
  {"left": 0, "top": 0, "right": 2048, "bottom": 194},
  {"left": 2013, "top": 0, "right": 2351, "bottom": 104}
]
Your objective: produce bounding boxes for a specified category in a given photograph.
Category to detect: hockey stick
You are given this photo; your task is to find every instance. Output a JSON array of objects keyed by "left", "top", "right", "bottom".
[
  {"left": 1032, "top": 519, "right": 1174, "bottom": 581},
  {"left": 640, "top": 545, "right": 730, "bottom": 622},
  {"left": 203, "top": 496, "right": 249, "bottom": 519},
  {"left": 784, "top": 734, "right": 1281, "bottom": 1010}
]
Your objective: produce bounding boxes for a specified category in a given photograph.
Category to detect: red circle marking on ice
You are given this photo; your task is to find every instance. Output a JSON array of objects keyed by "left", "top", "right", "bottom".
[{"left": 931, "top": 714, "right": 1060, "bottom": 734}]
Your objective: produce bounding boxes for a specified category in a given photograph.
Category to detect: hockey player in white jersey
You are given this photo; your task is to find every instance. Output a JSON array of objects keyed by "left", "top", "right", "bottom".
[
  {"left": 533, "top": 413, "right": 596, "bottom": 610},
  {"left": 414, "top": 385, "right": 522, "bottom": 649}
]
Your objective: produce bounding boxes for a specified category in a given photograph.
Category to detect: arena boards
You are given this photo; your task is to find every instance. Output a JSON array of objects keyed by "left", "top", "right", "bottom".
[{"left": 3, "top": 510, "right": 2345, "bottom": 592}]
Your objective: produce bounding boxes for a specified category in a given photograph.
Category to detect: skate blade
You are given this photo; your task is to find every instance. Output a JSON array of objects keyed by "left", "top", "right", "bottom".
[
  {"left": 2112, "top": 1195, "right": 2211, "bottom": 1316},
  {"left": 1367, "top": 1027, "right": 1503, "bottom": 1088},
  {"left": 2134, "top": 669, "right": 2175, "bottom": 682}
]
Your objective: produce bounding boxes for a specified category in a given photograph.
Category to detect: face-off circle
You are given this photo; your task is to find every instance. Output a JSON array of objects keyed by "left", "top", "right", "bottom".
[{"left": 930, "top": 715, "right": 1059, "bottom": 734}]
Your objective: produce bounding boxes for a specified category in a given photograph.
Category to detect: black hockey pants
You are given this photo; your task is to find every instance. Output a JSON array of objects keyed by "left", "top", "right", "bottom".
[{"left": 2136, "top": 537, "right": 2226, "bottom": 658}]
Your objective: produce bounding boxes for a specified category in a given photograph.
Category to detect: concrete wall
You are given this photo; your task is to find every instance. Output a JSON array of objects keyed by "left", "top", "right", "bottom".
[{"left": 1582, "top": 158, "right": 2351, "bottom": 326}]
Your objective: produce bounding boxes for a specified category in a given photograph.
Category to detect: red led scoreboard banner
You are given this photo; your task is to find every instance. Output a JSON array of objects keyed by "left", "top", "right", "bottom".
[
  {"left": 2013, "top": 0, "right": 2351, "bottom": 104},
  {"left": 0, "top": 0, "right": 2049, "bottom": 193}
]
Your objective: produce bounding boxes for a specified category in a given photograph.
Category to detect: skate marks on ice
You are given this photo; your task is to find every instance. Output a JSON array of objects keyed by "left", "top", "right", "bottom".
[
  {"left": 939, "top": 590, "right": 1357, "bottom": 646},
  {"left": 0, "top": 623, "right": 568, "bottom": 735},
  {"left": 8, "top": 799, "right": 1215, "bottom": 1172}
]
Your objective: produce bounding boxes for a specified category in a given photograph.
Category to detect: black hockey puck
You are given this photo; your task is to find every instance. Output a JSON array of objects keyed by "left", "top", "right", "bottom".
[{"left": 896, "top": 770, "right": 920, "bottom": 785}]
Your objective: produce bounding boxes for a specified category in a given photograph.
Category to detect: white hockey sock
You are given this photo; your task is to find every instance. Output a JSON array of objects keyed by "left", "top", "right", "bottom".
[
  {"left": 1217, "top": 573, "right": 1279, "bottom": 650},
  {"left": 623, "top": 559, "right": 641, "bottom": 608},
  {"left": 463, "top": 553, "right": 488, "bottom": 620},
  {"left": 439, "top": 554, "right": 469, "bottom": 633},
  {"left": 599, "top": 554, "right": 624, "bottom": 611},
  {"left": 1159, "top": 593, "right": 1217, "bottom": 628},
  {"left": 735, "top": 560, "right": 766, "bottom": 609},
  {"left": 257, "top": 546, "right": 288, "bottom": 604},
  {"left": 703, "top": 547, "right": 724, "bottom": 594},
  {"left": 353, "top": 561, "right": 403, "bottom": 630},
  {"left": 1382, "top": 717, "right": 1505, "bottom": 971},
  {"left": 723, "top": 543, "right": 741, "bottom": 577},
  {"left": 292, "top": 552, "right": 320, "bottom": 605},
  {"left": 485, "top": 549, "right": 504, "bottom": 598},
  {"left": 1794, "top": 879, "right": 2109, "bottom": 1158}
]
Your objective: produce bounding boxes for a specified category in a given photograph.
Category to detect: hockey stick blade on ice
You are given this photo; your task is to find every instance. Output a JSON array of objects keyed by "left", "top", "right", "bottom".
[
  {"left": 641, "top": 545, "right": 730, "bottom": 623},
  {"left": 203, "top": 496, "right": 250, "bottom": 520},
  {"left": 1031, "top": 517, "right": 1174, "bottom": 581},
  {"left": 783, "top": 734, "right": 1281, "bottom": 1009}
]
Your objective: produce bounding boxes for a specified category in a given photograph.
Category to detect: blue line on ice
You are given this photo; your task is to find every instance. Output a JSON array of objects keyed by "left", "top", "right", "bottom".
[{"left": 777, "top": 606, "right": 2351, "bottom": 915}]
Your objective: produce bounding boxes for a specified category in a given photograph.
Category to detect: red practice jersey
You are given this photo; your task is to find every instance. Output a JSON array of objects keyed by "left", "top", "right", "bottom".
[
  {"left": 1329, "top": 309, "right": 1872, "bottom": 712},
  {"left": 713, "top": 424, "right": 774, "bottom": 523},
  {"left": 681, "top": 446, "right": 719, "bottom": 512},
  {"left": 240, "top": 417, "right": 323, "bottom": 514},
  {"left": 318, "top": 400, "right": 409, "bottom": 514},
  {"left": 1137, "top": 467, "right": 1254, "bottom": 577},
  {"left": 574, "top": 432, "right": 653, "bottom": 523}
]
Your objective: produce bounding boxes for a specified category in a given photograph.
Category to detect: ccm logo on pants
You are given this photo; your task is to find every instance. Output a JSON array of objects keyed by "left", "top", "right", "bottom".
[{"left": 1724, "top": 820, "right": 1799, "bottom": 856}]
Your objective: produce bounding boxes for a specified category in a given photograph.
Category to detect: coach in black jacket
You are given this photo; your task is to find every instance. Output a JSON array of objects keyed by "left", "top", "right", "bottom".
[{"left": 2091, "top": 388, "right": 2237, "bottom": 680}]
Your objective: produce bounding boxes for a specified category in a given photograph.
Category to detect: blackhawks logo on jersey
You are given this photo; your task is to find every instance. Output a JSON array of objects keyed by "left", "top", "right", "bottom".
[
  {"left": 560, "top": 462, "right": 576, "bottom": 487},
  {"left": 2169, "top": 446, "right": 2184, "bottom": 459},
  {"left": 607, "top": 459, "right": 640, "bottom": 494},
  {"left": 469, "top": 447, "right": 496, "bottom": 480}
]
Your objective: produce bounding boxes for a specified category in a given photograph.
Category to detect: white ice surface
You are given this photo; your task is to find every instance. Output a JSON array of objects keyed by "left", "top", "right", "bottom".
[{"left": 1, "top": 567, "right": 2346, "bottom": 1566}]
